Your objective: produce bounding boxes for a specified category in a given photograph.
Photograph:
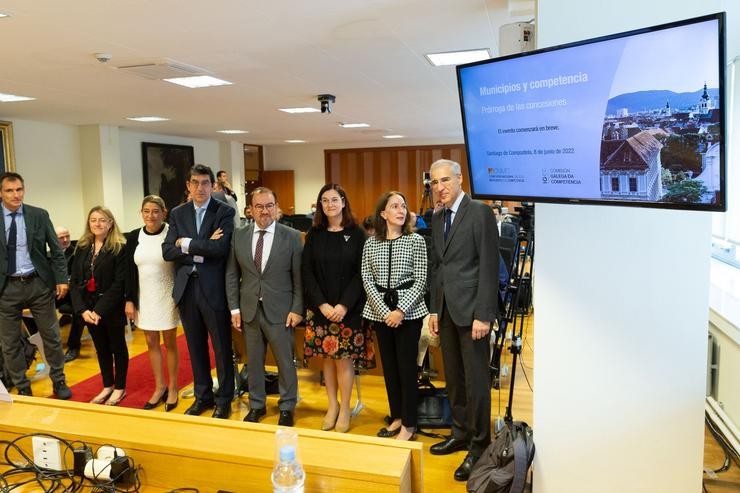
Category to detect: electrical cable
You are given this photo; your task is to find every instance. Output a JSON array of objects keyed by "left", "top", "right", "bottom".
[{"left": 0, "top": 433, "right": 141, "bottom": 493}]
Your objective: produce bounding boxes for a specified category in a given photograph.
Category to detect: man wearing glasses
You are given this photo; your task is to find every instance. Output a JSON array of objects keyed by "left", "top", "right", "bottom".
[
  {"left": 226, "top": 187, "right": 303, "bottom": 426},
  {"left": 163, "top": 164, "right": 235, "bottom": 419},
  {"left": 427, "top": 159, "right": 499, "bottom": 481}
]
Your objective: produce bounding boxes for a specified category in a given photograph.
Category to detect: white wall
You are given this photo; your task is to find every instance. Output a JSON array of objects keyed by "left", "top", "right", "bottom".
[
  {"left": 5, "top": 118, "right": 85, "bottom": 237},
  {"left": 534, "top": 1, "right": 727, "bottom": 492},
  {"left": 118, "top": 130, "right": 222, "bottom": 230}
]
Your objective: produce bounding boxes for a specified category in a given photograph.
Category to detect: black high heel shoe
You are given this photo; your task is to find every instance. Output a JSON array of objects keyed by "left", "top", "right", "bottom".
[
  {"left": 143, "top": 389, "right": 168, "bottom": 410},
  {"left": 164, "top": 392, "right": 179, "bottom": 412}
]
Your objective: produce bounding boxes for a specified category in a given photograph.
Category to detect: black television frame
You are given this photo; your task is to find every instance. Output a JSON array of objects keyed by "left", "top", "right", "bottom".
[{"left": 456, "top": 13, "right": 726, "bottom": 212}]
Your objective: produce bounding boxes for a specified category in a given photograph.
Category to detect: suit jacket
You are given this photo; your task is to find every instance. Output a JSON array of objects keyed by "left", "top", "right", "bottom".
[
  {"left": 430, "top": 194, "right": 499, "bottom": 326},
  {"left": 225, "top": 222, "right": 303, "bottom": 325},
  {"left": 301, "top": 225, "right": 365, "bottom": 327},
  {"left": 162, "top": 199, "right": 235, "bottom": 309},
  {"left": 69, "top": 245, "right": 127, "bottom": 324},
  {"left": 0, "top": 203, "right": 67, "bottom": 295}
]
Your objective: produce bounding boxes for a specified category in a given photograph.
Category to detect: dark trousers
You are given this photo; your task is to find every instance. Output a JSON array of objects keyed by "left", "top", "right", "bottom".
[
  {"left": 66, "top": 316, "right": 85, "bottom": 350},
  {"left": 88, "top": 319, "right": 128, "bottom": 389},
  {"left": 243, "top": 303, "right": 297, "bottom": 411},
  {"left": 57, "top": 295, "right": 85, "bottom": 350},
  {"left": 439, "top": 304, "right": 491, "bottom": 455},
  {"left": 178, "top": 275, "right": 234, "bottom": 406},
  {"left": 374, "top": 317, "right": 422, "bottom": 428},
  {"left": 0, "top": 277, "right": 66, "bottom": 391}
]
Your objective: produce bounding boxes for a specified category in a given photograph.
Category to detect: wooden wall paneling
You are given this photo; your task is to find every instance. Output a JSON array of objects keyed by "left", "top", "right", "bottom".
[
  {"left": 325, "top": 144, "right": 467, "bottom": 221},
  {"left": 261, "top": 169, "right": 295, "bottom": 215}
]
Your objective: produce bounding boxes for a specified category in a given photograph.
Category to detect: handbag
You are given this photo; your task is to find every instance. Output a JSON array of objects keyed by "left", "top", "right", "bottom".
[
  {"left": 417, "top": 380, "right": 453, "bottom": 428},
  {"left": 237, "top": 365, "right": 280, "bottom": 395}
]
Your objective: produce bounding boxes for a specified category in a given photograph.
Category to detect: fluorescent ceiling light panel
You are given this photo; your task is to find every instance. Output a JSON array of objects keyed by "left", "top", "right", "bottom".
[
  {"left": 217, "top": 129, "right": 248, "bottom": 134},
  {"left": 338, "top": 122, "right": 370, "bottom": 128},
  {"left": 382, "top": 134, "right": 405, "bottom": 139},
  {"left": 163, "top": 75, "right": 232, "bottom": 88},
  {"left": 126, "top": 116, "right": 169, "bottom": 122},
  {"left": 279, "top": 107, "right": 320, "bottom": 114},
  {"left": 284, "top": 140, "right": 305, "bottom": 143},
  {"left": 425, "top": 49, "right": 491, "bottom": 66},
  {"left": 0, "top": 93, "right": 35, "bottom": 102}
]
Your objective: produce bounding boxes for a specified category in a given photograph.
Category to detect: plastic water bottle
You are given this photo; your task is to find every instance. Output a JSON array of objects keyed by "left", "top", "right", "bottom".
[{"left": 271, "top": 429, "right": 305, "bottom": 493}]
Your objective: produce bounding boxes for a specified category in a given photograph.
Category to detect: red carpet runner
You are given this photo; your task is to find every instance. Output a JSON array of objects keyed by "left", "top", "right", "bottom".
[{"left": 68, "top": 333, "right": 216, "bottom": 409}]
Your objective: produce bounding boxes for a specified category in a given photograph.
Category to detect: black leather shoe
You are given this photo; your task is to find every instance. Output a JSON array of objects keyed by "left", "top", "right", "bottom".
[
  {"left": 184, "top": 399, "right": 215, "bottom": 416},
  {"left": 17, "top": 387, "right": 32, "bottom": 396},
  {"left": 243, "top": 407, "right": 266, "bottom": 423},
  {"left": 64, "top": 348, "right": 80, "bottom": 363},
  {"left": 53, "top": 380, "right": 72, "bottom": 400},
  {"left": 430, "top": 436, "right": 468, "bottom": 455},
  {"left": 454, "top": 453, "right": 480, "bottom": 482},
  {"left": 377, "top": 426, "right": 401, "bottom": 438},
  {"left": 212, "top": 404, "right": 231, "bottom": 419},
  {"left": 278, "top": 410, "right": 294, "bottom": 427},
  {"left": 143, "top": 389, "right": 168, "bottom": 410}
]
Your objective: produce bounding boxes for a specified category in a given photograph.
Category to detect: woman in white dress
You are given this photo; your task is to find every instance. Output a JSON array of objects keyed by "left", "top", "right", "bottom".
[{"left": 125, "top": 195, "right": 180, "bottom": 411}]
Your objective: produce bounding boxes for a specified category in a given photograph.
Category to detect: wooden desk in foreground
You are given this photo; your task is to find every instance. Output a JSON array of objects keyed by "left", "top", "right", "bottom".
[{"left": 0, "top": 396, "right": 423, "bottom": 492}]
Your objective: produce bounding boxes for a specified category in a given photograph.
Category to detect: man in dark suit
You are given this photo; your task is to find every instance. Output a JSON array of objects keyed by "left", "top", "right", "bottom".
[
  {"left": 163, "top": 164, "right": 235, "bottom": 419},
  {"left": 226, "top": 187, "right": 303, "bottom": 426},
  {"left": 0, "top": 172, "right": 72, "bottom": 398},
  {"left": 428, "top": 159, "right": 499, "bottom": 481}
]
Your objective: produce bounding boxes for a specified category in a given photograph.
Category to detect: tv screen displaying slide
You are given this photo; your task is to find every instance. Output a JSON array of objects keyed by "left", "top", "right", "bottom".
[{"left": 457, "top": 13, "right": 726, "bottom": 211}]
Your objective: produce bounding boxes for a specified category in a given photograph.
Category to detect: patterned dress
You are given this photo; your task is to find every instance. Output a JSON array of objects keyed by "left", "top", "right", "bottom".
[{"left": 301, "top": 226, "right": 375, "bottom": 368}]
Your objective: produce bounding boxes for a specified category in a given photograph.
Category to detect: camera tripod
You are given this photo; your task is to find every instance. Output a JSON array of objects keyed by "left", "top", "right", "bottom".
[
  {"left": 419, "top": 184, "right": 433, "bottom": 213},
  {"left": 491, "top": 225, "right": 534, "bottom": 423}
]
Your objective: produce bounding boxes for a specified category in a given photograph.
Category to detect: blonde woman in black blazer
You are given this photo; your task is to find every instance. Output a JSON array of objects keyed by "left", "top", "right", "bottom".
[{"left": 70, "top": 206, "right": 128, "bottom": 406}]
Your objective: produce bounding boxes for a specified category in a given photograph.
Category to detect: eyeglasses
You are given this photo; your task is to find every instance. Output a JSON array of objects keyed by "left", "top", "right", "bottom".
[
  {"left": 321, "top": 197, "right": 342, "bottom": 205},
  {"left": 253, "top": 203, "right": 275, "bottom": 212},
  {"left": 429, "top": 175, "right": 458, "bottom": 187},
  {"left": 89, "top": 218, "right": 110, "bottom": 224},
  {"left": 189, "top": 179, "right": 212, "bottom": 189}
]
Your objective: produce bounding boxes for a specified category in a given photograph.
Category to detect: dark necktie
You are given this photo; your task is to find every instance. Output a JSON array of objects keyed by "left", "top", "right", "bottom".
[
  {"left": 444, "top": 208, "right": 452, "bottom": 242},
  {"left": 254, "top": 230, "right": 266, "bottom": 274},
  {"left": 7, "top": 212, "right": 17, "bottom": 274}
]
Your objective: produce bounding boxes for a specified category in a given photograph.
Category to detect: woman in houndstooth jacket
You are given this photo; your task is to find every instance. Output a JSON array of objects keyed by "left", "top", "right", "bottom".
[{"left": 361, "top": 191, "right": 428, "bottom": 441}]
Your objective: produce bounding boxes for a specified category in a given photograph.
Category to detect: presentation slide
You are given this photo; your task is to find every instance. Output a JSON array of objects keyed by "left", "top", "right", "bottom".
[{"left": 458, "top": 18, "right": 721, "bottom": 205}]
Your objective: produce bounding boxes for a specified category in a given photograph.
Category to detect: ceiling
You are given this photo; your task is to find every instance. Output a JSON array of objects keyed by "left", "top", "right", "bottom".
[{"left": 0, "top": 0, "right": 534, "bottom": 145}]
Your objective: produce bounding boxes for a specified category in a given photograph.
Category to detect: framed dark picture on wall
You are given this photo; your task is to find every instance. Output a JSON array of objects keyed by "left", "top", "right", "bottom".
[
  {"left": 0, "top": 121, "right": 16, "bottom": 173},
  {"left": 142, "top": 142, "right": 194, "bottom": 213}
]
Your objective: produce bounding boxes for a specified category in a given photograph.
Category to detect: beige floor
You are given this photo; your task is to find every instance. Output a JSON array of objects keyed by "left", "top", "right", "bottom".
[{"left": 18, "top": 315, "right": 739, "bottom": 492}]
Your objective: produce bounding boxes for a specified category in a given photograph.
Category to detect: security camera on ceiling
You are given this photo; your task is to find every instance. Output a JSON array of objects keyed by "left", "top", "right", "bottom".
[
  {"left": 95, "top": 52, "right": 112, "bottom": 63},
  {"left": 317, "top": 94, "right": 335, "bottom": 114}
]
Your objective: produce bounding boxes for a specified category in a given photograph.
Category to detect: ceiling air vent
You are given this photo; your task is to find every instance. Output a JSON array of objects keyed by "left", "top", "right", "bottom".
[{"left": 115, "top": 58, "right": 208, "bottom": 80}]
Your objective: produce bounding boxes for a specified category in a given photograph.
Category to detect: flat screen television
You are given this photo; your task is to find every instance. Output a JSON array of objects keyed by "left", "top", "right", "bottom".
[{"left": 456, "top": 13, "right": 726, "bottom": 211}]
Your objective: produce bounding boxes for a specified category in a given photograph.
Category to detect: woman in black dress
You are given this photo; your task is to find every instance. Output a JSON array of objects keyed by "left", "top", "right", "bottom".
[
  {"left": 70, "top": 206, "right": 128, "bottom": 406},
  {"left": 302, "top": 184, "right": 372, "bottom": 433}
]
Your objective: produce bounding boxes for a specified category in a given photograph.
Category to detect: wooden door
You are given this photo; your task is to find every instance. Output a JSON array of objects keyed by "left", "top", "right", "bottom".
[{"left": 261, "top": 170, "right": 295, "bottom": 216}]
